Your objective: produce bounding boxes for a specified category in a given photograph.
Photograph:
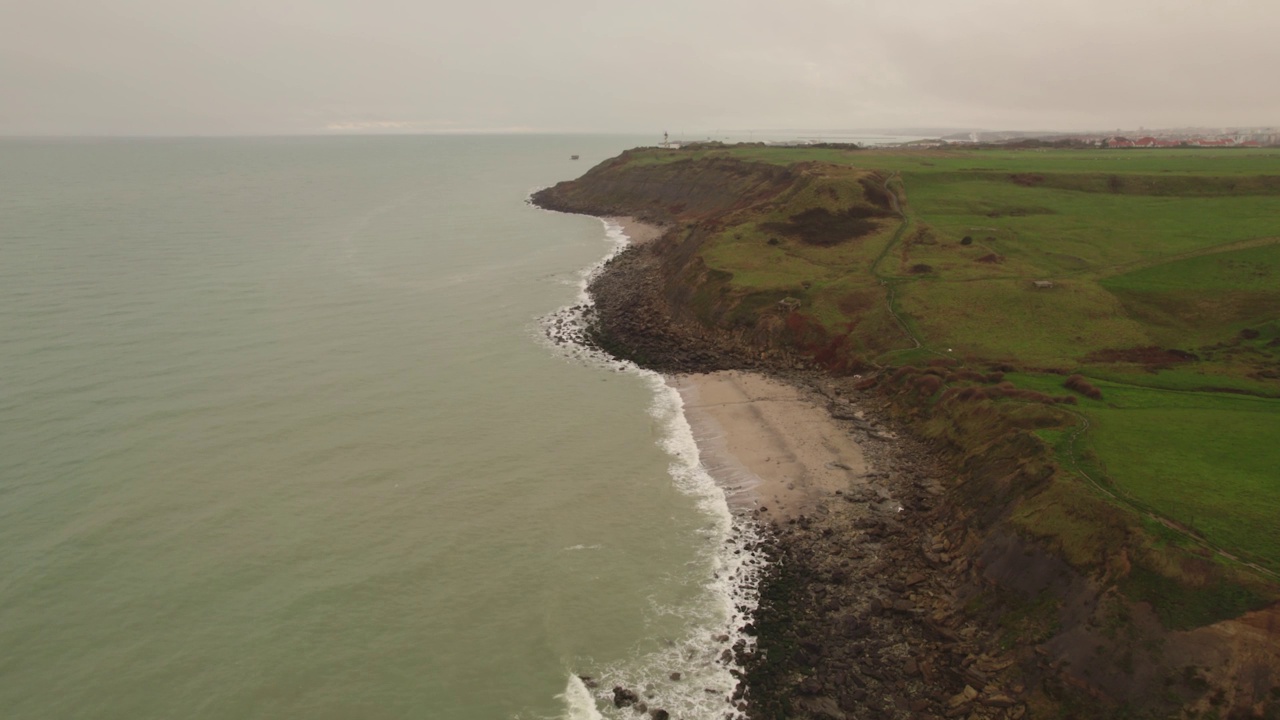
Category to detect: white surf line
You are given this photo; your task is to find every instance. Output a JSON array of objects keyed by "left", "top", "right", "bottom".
[{"left": 533, "top": 217, "right": 762, "bottom": 720}]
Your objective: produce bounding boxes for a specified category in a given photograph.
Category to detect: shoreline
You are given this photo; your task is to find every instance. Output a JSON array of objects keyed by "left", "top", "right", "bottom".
[
  {"left": 604, "top": 216, "right": 665, "bottom": 246},
  {"left": 570, "top": 216, "right": 1030, "bottom": 719},
  {"left": 673, "top": 371, "right": 872, "bottom": 522},
  {"left": 553, "top": 216, "right": 766, "bottom": 720},
  {"left": 535, "top": 158, "right": 1280, "bottom": 718}
]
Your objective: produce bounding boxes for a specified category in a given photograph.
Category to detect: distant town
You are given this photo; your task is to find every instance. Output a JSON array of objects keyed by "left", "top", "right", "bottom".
[
  {"left": 663, "top": 127, "right": 1280, "bottom": 150},
  {"left": 920, "top": 126, "right": 1280, "bottom": 148}
]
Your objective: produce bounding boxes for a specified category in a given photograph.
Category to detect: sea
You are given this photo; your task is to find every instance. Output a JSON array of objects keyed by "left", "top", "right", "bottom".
[{"left": 0, "top": 135, "right": 766, "bottom": 720}]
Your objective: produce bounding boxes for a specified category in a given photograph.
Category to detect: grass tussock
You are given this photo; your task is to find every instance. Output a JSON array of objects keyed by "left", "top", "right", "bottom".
[{"left": 1064, "top": 374, "right": 1104, "bottom": 399}]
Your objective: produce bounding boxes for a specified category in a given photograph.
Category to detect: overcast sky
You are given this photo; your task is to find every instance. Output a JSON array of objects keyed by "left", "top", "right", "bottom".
[{"left": 2, "top": 0, "right": 1277, "bottom": 136}]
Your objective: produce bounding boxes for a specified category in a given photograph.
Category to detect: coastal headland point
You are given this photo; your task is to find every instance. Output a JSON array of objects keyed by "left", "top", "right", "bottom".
[{"left": 534, "top": 142, "right": 1280, "bottom": 719}]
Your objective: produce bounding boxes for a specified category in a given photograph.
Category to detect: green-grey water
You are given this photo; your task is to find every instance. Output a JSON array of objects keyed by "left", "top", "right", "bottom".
[{"left": 0, "top": 136, "right": 759, "bottom": 719}]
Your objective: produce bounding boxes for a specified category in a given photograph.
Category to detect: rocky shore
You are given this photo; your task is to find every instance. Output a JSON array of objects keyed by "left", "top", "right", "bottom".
[
  {"left": 534, "top": 153, "right": 1280, "bottom": 717},
  {"left": 573, "top": 219, "right": 1032, "bottom": 719},
  {"left": 736, "top": 379, "right": 1030, "bottom": 720}
]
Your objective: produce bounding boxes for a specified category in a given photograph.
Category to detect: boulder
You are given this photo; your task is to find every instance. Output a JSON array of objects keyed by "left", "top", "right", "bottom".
[{"left": 612, "top": 686, "right": 639, "bottom": 708}]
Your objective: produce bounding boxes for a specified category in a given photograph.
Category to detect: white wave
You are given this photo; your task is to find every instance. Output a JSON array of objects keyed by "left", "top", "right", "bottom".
[
  {"left": 558, "top": 675, "right": 605, "bottom": 720},
  {"left": 562, "top": 544, "right": 603, "bottom": 552},
  {"left": 538, "top": 218, "right": 761, "bottom": 720}
]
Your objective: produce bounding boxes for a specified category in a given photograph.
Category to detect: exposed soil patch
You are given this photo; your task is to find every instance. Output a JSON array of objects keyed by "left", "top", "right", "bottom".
[
  {"left": 762, "top": 206, "right": 890, "bottom": 247},
  {"left": 976, "top": 253, "right": 1004, "bottom": 264}
]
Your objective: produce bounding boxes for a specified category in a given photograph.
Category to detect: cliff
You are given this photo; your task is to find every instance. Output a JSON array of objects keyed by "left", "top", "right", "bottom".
[{"left": 533, "top": 148, "right": 1280, "bottom": 719}]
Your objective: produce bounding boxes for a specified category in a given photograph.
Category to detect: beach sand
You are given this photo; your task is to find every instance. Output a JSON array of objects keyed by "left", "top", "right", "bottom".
[
  {"left": 608, "top": 216, "right": 665, "bottom": 245},
  {"left": 606, "top": 217, "right": 869, "bottom": 520},
  {"left": 674, "top": 371, "right": 873, "bottom": 521}
]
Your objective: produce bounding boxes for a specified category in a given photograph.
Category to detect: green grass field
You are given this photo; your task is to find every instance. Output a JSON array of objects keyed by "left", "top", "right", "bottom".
[
  {"left": 1008, "top": 373, "right": 1280, "bottom": 572},
  {"left": 626, "top": 143, "right": 1280, "bottom": 582}
]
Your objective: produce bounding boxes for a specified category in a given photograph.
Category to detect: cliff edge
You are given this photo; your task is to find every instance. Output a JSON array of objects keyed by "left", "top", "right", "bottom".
[{"left": 533, "top": 146, "right": 1280, "bottom": 719}]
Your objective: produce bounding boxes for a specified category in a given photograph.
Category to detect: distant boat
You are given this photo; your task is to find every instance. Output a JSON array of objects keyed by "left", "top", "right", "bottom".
[{"left": 570, "top": 155, "right": 579, "bottom": 160}]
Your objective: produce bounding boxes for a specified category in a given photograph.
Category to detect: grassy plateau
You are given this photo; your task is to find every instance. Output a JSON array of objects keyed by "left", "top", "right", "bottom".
[{"left": 618, "top": 144, "right": 1280, "bottom": 606}]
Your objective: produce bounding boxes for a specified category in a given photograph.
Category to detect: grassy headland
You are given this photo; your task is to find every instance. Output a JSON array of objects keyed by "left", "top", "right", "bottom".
[
  {"left": 589, "top": 144, "right": 1280, "bottom": 577},
  {"left": 535, "top": 144, "right": 1280, "bottom": 715}
]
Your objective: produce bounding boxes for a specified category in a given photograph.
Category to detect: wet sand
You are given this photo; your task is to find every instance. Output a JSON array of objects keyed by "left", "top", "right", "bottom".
[
  {"left": 607, "top": 216, "right": 665, "bottom": 245},
  {"left": 673, "top": 371, "right": 872, "bottom": 521}
]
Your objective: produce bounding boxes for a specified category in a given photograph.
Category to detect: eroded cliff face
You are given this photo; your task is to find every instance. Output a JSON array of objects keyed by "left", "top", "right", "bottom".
[
  {"left": 535, "top": 153, "right": 893, "bottom": 374},
  {"left": 533, "top": 152, "right": 1280, "bottom": 718},
  {"left": 533, "top": 152, "right": 797, "bottom": 226},
  {"left": 535, "top": 153, "right": 818, "bottom": 372}
]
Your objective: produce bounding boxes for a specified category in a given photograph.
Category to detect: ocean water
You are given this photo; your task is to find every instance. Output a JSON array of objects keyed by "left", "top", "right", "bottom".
[{"left": 0, "top": 136, "right": 759, "bottom": 720}]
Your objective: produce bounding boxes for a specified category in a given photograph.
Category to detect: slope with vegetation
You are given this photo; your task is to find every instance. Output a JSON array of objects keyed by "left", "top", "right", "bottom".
[{"left": 535, "top": 145, "right": 1280, "bottom": 717}]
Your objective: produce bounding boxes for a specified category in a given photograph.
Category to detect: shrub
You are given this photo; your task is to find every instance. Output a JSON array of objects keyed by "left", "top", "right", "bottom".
[
  {"left": 859, "top": 177, "right": 895, "bottom": 210},
  {"left": 913, "top": 374, "right": 944, "bottom": 396},
  {"left": 889, "top": 366, "right": 919, "bottom": 383},
  {"left": 960, "top": 236, "right": 974, "bottom": 245},
  {"left": 1064, "top": 374, "right": 1104, "bottom": 400},
  {"left": 946, "top": 370, "right": 987, "bottom": 383}
]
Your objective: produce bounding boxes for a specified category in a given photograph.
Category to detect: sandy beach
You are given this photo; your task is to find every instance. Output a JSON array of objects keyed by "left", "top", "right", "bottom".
[
  {"left": 604, "top": 218, "right": 876, "bottom": 521},
  {"left": 607, "top": 216, "right": 874, "bottom": 521},
  {"left": 535, "top": 205, "right": 1036, "bottom": 719},
  {"left": 607, "top": 216, "right": 666, "bottom": 245},
  {"left": 674, "top": 371, "right": 873, "bottom": 521}
]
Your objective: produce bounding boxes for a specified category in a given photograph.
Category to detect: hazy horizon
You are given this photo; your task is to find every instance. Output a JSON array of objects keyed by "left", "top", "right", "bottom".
[{"left": 3, "top": 0, "right": 1278, "bottom": 137}]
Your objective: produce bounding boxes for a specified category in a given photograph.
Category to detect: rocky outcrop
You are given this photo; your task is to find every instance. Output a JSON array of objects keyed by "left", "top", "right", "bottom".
[
  {"left": 533, "top": 153, "right": 796, "bottom": 227},
  {"left": 583, "top": 227, "right": 806, "bottom": 373},
  {"left": 739, "top": 385, "right": 1033, "bottom": 720}
]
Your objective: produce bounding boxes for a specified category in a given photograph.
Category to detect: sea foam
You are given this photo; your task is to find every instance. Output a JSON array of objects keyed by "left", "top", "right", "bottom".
[{"left": 537, "top": 219, "right": 762, "bottom": 720}]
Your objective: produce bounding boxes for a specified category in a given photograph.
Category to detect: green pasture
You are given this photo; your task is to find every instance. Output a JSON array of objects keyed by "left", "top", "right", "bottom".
[
  {"left": 894, "top": 174, "right": 1280, "bottom": 268},
  {"left": 1104, "top": 241, "right": 1280, "bottom": 292},
  {"left": 636, "top": 142, "right": 1280, "bottom": 591},
  {"left": 652, "top": 144, "right": 1280, "bottom": 365},
  {"left": 630, "top": 145, "right": 1280, "bottom": 177},
  {"left": 1089, "top": 405, "right": 1280, "bottom": 570},
  {"left": 895, "top": 278, "right": 1151, "bottom": 366},
  {"left": 1082, "top": 365, "right": 1280, "bottom": 397},
  {"left": 1006, "top": 373, "right": 1280, "bottom": 571}
]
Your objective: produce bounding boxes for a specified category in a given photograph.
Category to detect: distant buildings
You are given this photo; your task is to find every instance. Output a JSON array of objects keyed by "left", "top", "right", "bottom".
[{"left": 1102, "top": 135, "right": 1268, "bottom": 149}]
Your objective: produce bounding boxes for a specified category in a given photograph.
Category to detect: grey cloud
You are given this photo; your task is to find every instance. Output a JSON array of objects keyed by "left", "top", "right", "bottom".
[{"left": 1, "top": 0, "right": 1276, "bottom": 135}]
